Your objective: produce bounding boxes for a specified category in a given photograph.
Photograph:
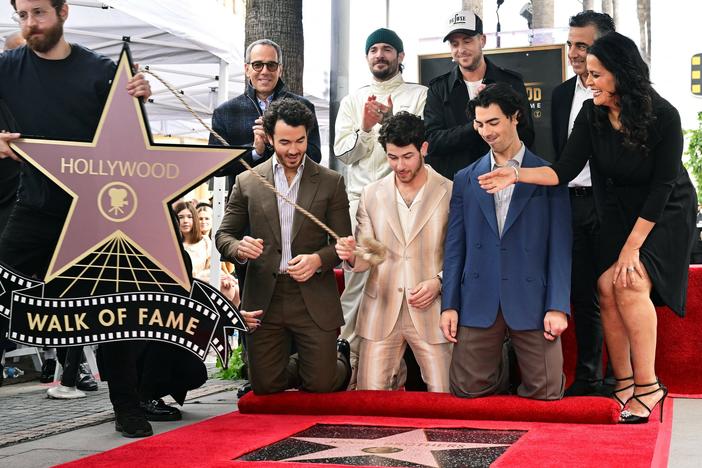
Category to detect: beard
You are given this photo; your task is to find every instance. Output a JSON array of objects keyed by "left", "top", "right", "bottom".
[
  {"left": 24, "top": 17, "right": 64, "bottom": 53},
  {"left": 371, "top": 59, "right": 400, "bottom": 81},
  {"left": 460, "top": 51, "right": 483, "bottom": 72}
]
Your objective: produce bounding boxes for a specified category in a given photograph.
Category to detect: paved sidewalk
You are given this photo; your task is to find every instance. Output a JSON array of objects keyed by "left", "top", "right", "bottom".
[
  {"left": 0, "top": 386, "right": 242, "bottom": 468},
  {"left": 0, "top": 376, "right": 243, "bottom": 449}
]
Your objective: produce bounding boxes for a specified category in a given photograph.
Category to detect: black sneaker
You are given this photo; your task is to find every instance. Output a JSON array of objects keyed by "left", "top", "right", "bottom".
[
  {"left": 76, "top": 363, "right": 98, "bottom": 391},
  {"left": 115, "top": 410, "right": 153, "bottom": 438},
  {"left": 39, "top": 359, "right": 56, "bottom": 383},
  {"left": 139, "top": 399, "right": 182, "bottom": 421}
]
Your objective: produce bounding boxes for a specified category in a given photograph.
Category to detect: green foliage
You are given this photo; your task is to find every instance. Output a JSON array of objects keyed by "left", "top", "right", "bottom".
[
  {"left": 685, "top": 111, "right": 702, "bottom": 203},
  {"left": 216, "top": 344, "right": 245, "bottom": 380}
]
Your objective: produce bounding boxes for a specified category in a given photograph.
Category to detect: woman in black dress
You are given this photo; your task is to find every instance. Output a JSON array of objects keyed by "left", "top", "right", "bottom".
[{"left": 479, "top": 32, "right": 697, "bottom": 423}]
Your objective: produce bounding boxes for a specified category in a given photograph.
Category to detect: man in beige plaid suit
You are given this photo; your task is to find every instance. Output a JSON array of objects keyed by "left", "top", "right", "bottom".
[{"left": 336, "top": 112, "right": 452, "bottom": 392}]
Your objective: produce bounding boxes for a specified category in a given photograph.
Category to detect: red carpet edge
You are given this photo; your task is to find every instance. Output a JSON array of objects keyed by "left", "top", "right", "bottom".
[{"left": 238, "top": 390, "right": 621, "bottom": 424}]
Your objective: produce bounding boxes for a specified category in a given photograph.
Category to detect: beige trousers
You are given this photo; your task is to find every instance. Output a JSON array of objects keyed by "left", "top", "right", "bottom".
[{"left": 357, "top": 299, "right": 452, "bottom": 392}]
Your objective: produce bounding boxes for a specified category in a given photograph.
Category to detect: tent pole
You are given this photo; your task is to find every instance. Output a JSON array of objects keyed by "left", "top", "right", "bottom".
[
  {"left": 208, "top": 59, "right": 231, "bottom": 291},
  {"left": 329, "top": 0, "right": 350, "bottom": 173}
]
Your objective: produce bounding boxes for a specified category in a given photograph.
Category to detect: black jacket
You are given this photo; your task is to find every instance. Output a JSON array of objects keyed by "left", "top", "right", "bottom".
[
  {"left": 0, "top": 99, "right": 20, "bottom": 235},
  {"left": 209, "top": 78, "right": 321, "bottom": 188},
  {"left": 424, "top": 57, "right": 535, "bottom": 180},
  {"left": 551, "top": 76, "right": 577, "bottom": 160}
]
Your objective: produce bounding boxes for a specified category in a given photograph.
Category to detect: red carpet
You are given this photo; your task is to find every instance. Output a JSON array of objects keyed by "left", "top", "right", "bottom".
[
  {"left": 58, "top": 401, "right": 673, "bottom": 468},
  {"left": 239, "top": 390, "right": 620, "bottom": 424}
]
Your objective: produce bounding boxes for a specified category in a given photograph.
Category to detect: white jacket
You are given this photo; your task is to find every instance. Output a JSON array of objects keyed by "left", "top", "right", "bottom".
[{"left": 334, "top": 73, "right": 427, "bottom": 206}]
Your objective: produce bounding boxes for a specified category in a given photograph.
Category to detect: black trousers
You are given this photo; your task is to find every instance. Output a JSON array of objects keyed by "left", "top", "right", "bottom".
[
  {"left": 136, "top": 341, "right": 207, "bottom": 405},
  {"left": 569, "top": 189, "right": 604, "bottom": 383},
  {"left": 0, "top": 204, "right": 140, "bottom": 413}
]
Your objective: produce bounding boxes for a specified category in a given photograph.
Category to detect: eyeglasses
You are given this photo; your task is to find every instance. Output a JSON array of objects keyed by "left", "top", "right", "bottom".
[
  {"left": 11, "top": 8, "right": 52, "bottom": 24},
  {"left": 248, "top": 61, "right": 280, "bottom": 72}
]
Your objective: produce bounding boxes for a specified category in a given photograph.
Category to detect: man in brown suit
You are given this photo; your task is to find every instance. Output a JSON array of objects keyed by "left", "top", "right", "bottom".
[
  {"left": 216, "top": 99, "right": 352, "bottom": 395},
  {"left": 336, "top": 112, "right": 452, "bottom": 392}
]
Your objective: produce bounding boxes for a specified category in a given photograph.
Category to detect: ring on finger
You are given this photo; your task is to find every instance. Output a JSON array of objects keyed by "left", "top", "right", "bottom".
[{"left": 626, "top": 266, "right": 635, "bottom": 272}]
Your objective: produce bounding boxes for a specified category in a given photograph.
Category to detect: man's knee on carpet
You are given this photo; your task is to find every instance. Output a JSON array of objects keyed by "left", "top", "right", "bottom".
[{"left": 448, "top": 321, "right": 565, "bottom": 400}]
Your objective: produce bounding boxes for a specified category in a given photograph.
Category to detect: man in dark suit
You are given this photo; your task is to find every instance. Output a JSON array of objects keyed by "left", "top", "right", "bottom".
[
  {"left": 424, "top": 10, "right": 534, "bottom": 180},
  {"left": 441, "top": 84, "right": 572, "bottom": 400},
  {"left": 216, "top": 99, "right": 352, "bottom": 395},
  {"left": 209, "top": 39, "right": 321, "bottom": 188},
  {"left": 551, "top": 11, "right": 615, "bottom": 397}
]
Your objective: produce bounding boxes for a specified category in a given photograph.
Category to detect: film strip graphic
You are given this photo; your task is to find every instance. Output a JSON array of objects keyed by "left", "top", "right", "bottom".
[
  {"left": 0, "top": 263, "right": 247, "bottom": 366},
  {"left": 0, "top": 265, "right": 43, "bottom": 320}
]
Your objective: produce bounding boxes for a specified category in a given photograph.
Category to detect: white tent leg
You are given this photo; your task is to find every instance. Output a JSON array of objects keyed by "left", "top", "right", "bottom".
[{"left": 208, "top": 59, "right": 230, "bottom": 290}]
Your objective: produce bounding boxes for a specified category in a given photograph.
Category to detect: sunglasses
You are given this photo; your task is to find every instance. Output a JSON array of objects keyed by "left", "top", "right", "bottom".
[{"left": 248, "top": 61, "right": 280, "bottom": 72}]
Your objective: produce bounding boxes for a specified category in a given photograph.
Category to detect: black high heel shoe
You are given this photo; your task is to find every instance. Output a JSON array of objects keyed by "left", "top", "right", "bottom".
[
  {"left": 620, "top": 380, "right": 668, "bottom": 424},
  {"left": 612, "top": 375, "right": 634, "bottom": 409}
]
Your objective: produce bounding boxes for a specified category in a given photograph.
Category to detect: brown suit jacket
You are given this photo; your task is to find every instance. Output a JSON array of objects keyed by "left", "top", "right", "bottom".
[
  {"left": 215, "top": 157, "right": 351, "bottom": 331},
  {"left": 353, "top": 166, "right": 451, "bottom": 344}
]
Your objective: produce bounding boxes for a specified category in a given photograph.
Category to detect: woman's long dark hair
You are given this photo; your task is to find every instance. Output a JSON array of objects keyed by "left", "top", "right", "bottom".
[{"left": 588, "top": 32, "right": 654, "bottom": 153}]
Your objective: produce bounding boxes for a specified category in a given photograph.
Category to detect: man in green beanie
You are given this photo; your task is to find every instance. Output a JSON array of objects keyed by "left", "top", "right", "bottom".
[{"left": 334, "top": 27, "right": 427, "bottom": 390}]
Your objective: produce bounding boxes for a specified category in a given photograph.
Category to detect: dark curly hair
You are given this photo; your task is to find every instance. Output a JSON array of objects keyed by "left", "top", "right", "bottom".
[
  {"left": 588, "top": 32, "right": 654, "bottom": 153},
  {"left": 377, "top": 112, "right": 425, "bottom": 151},
  {"left": 262, "top": 98, "right": 314, "bottom": 137},
  {"left": 467, "top": 82, "right": 526, "bottom": 123}
]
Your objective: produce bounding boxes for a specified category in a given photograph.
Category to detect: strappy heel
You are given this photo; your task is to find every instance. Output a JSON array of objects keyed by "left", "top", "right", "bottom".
[
  {"left": 612, "top": 375, "right": 634, "bottom": 409},
  {"left": 620, "top": 380, "right": 668, "bottom": 424}
]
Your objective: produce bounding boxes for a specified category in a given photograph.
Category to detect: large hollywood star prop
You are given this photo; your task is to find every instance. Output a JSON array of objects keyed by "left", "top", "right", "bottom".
[
  {"left": 10, "top": 50, "right": 236, "bottom": 291},
  {"left": 0, "top": 47, "right": 247, "bottom": 364}
]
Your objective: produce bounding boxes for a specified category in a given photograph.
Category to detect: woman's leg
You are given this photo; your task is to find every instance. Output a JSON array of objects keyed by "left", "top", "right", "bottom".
[
  {"left": 611, "top": 264, "right": 663, "bottom": 417},
  {"left": 597, "top": 267, "right": 634, "bottom": 405}
]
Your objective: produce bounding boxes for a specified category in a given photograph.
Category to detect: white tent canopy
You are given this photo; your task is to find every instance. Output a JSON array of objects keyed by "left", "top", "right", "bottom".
[{"left": 0, "top": 0, "right": 247, "bottom": 139}]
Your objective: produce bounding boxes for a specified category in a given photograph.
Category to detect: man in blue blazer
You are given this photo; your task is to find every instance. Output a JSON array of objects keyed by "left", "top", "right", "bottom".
[{"left": 440, "top": 83, "right": 572, "bottom": 400}]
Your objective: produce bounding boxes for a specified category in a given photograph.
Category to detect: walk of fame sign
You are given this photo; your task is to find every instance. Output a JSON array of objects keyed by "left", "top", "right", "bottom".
[{"left": 0, "top": 47, "right": 247, "bottom": 365}]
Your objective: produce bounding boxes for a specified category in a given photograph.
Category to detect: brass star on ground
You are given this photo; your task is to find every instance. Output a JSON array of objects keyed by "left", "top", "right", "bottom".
[{"left": 11, "top": 50, "right": 243, "bottom": 291}]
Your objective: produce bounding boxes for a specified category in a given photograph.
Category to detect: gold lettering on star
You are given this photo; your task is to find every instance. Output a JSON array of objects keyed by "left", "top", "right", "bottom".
[{"left": 60, "top": 158, "right": 180, "bottom": 179}]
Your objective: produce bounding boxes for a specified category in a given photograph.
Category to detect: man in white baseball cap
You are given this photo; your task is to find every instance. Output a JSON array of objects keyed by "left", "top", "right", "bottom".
[{"left": 424, "top": 10, "right": 534, "bottom": 180}]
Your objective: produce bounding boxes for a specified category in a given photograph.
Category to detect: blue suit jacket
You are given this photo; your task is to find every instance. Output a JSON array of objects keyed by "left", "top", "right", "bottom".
[{"left": 441, "top": 149, "right": 572, "bottom": 331}]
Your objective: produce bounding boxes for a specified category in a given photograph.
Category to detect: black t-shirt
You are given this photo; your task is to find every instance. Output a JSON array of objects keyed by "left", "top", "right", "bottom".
[{"left": 0, "top": 44, "right": 115, "bottom": 213}]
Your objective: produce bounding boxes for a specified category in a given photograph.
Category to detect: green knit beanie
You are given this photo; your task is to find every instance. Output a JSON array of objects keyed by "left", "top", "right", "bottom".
[{"left": 365, "top": 28, "right": 404, "bottom": 54}]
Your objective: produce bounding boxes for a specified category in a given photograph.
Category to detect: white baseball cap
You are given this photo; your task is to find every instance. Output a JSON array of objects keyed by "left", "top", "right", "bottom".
[{"left": 443, "top": 10, "right": 484, "bottom": 41}]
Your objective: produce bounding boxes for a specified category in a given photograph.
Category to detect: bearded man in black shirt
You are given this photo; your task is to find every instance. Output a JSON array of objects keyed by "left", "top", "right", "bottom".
[{"left": 0, "top": 0, "right": 153, "bottom": 438}]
